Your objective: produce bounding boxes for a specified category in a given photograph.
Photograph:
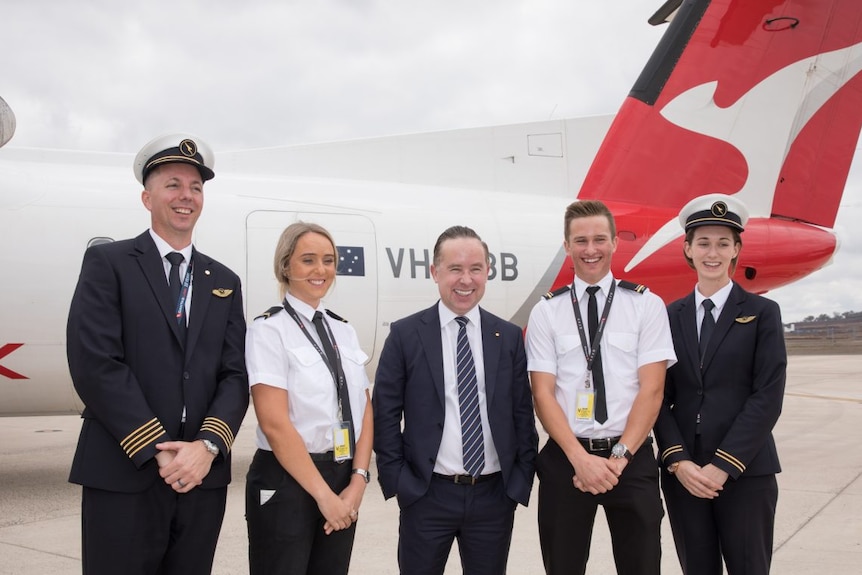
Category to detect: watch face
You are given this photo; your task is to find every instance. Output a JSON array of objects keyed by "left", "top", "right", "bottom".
[{"left": 612, "top": 443, "right": 627, "bottom": 457}]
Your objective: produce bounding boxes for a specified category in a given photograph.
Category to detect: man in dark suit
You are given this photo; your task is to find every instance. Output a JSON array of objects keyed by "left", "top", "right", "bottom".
[
  {"left": 654, "top": 194, "right": 786, "bottom": 574},
  {"left": 373, "top": 225, "right": 538, "bottom": 575},
  {"left": 66, "top": 134, "right": 249, "bottom": 575}
]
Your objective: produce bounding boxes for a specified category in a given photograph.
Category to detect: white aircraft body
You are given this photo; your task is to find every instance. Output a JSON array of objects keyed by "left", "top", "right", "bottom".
[{"left": 3, "top": 0, "right": 862, "bottom": 415}]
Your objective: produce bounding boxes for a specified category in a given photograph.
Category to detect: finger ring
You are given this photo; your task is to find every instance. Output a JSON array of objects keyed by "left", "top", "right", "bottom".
[{"left": 177, "top": 479, "right": 186, "bottom": 488}]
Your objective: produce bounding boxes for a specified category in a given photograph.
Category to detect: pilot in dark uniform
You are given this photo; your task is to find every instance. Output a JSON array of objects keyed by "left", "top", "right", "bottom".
[
  {"left": 654, "top": 193, "right": 786, "bottom": 575},
  {"left": 66, "top": 134, "right": 249, "bottom": 575}
]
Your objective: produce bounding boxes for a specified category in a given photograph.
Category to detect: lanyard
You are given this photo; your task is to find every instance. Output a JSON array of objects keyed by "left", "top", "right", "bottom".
[
  {"left": 174, "top": 259, "right": 193, "bottom": 324},
  {"left": 569, "top": 281, "right": 616, "bottom": 372},
  {"left": 281, "top": 299, "right": 348, "bottom": 417}
]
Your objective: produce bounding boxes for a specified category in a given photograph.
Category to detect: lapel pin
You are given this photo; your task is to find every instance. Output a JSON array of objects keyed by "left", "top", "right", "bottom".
[
  {"left": 204, "top": 269, "right": 211, "bottom": 276},
  {"left": 495, "top": 332, "right": 500, "bottom": 337}
]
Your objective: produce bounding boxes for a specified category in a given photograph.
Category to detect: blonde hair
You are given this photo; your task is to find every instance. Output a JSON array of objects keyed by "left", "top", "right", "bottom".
[{"left": 273, "top": 221, "right": 337, "bottom": 298}]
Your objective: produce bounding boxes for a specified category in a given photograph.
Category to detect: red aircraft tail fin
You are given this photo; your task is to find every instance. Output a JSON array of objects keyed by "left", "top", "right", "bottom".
[{"left": 580, "top": 0, "right": 862, "bottom": 230}]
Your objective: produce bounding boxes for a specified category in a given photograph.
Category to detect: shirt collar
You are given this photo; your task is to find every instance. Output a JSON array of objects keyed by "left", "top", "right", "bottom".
[
  {"left": 284, "top": 291, "right": 323, "bottom": 322},
  {"left": 695, "top": 280, "right": 734, "bottom": 311},
  {"left": 573, "top": 272, "right": 614, "bottom": 300},
  {"left": 437, "top": 300, "right": 481, "bottom": 329},
  {"left": 149, "top": 229, "right": 192, "bottom": 263}
]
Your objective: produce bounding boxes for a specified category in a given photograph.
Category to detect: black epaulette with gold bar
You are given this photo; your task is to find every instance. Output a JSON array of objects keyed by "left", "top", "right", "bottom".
[{"left": 255, "top": 306, "right": 284, "bottom": 320}]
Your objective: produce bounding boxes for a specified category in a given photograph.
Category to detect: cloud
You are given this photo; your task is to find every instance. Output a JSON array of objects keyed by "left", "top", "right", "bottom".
[{"left": 2, "top": 1, "right": 662, "bottom": 151}]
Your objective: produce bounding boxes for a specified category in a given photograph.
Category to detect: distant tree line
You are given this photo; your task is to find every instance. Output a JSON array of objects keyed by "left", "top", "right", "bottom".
[{"left": 800, "top": 311, "right": 860, "bottom": 322}]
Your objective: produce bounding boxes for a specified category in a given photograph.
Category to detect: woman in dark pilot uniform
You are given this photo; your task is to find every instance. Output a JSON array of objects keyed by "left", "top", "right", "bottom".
[{"left": 655, "top": 194, "right": 786, "bottom": 575}]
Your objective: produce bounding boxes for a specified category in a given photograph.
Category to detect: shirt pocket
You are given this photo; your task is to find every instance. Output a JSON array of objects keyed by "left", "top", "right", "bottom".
[
  {"left": 605, "top": 332, "right": 637, "bottom": 353},
  {"left": 555, "top": 334, "right": 582, "bottom": 358},
  {"left": 286, "top": 346, "right": 331, "bottom": 397},
  {"left": 604, "top": 331, "right": 639, "bottom": 375},
  {"left": 339, "top": 346, "right": 370, "bottom": 390}
]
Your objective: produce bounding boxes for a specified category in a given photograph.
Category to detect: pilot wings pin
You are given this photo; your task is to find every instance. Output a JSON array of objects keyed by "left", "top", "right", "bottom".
[
  {"left": 735, "top": 315, "right": 756, "bottom": 324},
  {"left": 212, "top": 288, "right": 233, "bottom": 298}
]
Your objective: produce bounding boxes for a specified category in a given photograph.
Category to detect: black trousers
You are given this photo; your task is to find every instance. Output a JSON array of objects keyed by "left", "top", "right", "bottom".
[
  {"left": 81, "top": 482, "right": 227, "bottom": 575},
  {"left": 536, "top": 438, "right": 664, "bottom": 575},
  {"left": 398, "top": 473, "right": 516, "bottom": 575},
  {"left": 662, "top": 439, "right": 778, "bottom": 575},
  {"left": 246, "top": 449, "right": 357, "bottom": 575}
]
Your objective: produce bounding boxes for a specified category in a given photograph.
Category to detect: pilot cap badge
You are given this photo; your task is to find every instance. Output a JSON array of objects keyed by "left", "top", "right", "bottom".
[
  {"left": 133, "top": 133, "right": 215, "bottom": 185},
  {"left": 678, "top": 193, "right": 749, "bottom": 232}
]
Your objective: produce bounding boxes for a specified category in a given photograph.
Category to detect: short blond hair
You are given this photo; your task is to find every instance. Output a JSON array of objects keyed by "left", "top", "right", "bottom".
[{"left": 273, "top": 222, "right": 337, "bottom": 298}]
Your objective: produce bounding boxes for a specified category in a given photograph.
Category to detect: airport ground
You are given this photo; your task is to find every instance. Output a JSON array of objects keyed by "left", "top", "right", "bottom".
[{"left": 1, "top": 354, "right": 860, "bottom": 574}]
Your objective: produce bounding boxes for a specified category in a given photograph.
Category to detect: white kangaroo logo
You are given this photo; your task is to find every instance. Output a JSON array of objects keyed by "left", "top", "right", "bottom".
[{"left": 624, "top": 39, "right": 862, "bottom": 272}]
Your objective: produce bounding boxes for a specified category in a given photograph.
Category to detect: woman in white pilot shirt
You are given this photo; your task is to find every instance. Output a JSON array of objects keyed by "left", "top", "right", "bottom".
[{"left": 245, "top": 222, "right": 373, "bottom": 575}]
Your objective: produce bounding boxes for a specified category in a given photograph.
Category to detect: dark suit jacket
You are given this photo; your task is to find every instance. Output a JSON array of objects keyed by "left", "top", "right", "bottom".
[
  {"left": 67, "top": 231, "right": 249, "bottom": 492},
  {"left": 654, "top": 282, "right": 785, "bottom": 479},
  {"left": 373, "top": 303, "right": 537, "bottom": 508}
]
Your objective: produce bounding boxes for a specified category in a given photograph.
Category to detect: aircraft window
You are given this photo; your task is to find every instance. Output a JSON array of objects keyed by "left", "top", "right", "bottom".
[{"left": 87, "top": 237, "right": 115, "bottom": 248}]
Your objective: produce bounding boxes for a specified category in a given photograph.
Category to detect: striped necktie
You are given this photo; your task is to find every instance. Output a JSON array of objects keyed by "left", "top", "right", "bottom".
[{"left": 455, "top": 316, "right": 484, "bottom": 477}]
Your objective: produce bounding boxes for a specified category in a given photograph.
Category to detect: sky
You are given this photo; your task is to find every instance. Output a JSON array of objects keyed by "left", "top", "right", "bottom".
[{"left": 2, "top": 0, "right": 860, "bottom": 323}]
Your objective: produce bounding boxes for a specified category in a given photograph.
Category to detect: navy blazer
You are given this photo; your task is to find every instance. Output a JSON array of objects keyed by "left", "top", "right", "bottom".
[
  {"left": 67, "top": 231, "right": 249, "bottom": 492},
  {"left": 373, "top": 304, "right": 538, "bottom": 508},
  {"left": 654, "top": 282, "right": 786, "bottom": 479}
]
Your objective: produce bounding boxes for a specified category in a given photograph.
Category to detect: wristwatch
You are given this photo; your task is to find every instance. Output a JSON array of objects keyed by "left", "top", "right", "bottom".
[
  {"left": 352, "top": 468, "right": 371, "bottom": 483},
  {"left": 611, "top": 442, "right": 632, "bottom": 461},
  {"left": 668, "top": 461, "right": 681, "bottom": 474},
  {"left": 200, "top": 439, "right": 220, "bottom": 457}
]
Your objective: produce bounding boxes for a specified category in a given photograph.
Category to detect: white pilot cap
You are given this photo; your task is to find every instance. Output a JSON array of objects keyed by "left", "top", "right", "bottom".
[
  {"left": 133, "top": 133, "right": 215, "bottom": 185},
  {"left": 678, "top": 193, "right": 749, "bottom": 233}
]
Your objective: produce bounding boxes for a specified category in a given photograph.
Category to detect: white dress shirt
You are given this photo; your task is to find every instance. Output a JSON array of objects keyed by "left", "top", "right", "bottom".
[
  {"left": 434, "top": 301, "right": 501, "bottom": 476},
  {"left": 526, "top": 273, "right": 677, "bottom": 438},
  {"left": 245, "top": 292, "right": 370, "bottom": 453}
]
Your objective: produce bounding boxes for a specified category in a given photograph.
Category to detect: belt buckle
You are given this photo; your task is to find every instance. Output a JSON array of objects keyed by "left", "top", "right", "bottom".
[
  {"left": 454, "top": 474, "right": 477, "bottom": 485},
  {"left": 589, "top": 438, "right": 610, "bottom": 451}
]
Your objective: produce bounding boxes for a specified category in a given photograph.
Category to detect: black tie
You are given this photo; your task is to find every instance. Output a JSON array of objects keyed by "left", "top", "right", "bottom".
[
  {"left": 699, "top": 298, "right": 716, "bottom": 360},
  {"left": 312, "top": 312, "right": 354, "bottom": 435},
  {"left": 166, "top": 252, "right": 186, "bottom": 341},
  {"left": 586, "top": 286, "right": 608, "bottom": 424}
]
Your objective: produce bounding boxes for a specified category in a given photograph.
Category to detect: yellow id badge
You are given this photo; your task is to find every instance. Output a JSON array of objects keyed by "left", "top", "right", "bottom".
[
  {"left": 575, "top": 390, "right": 595, "bottom": 422},
  {"left": 332, "top": 421, "right": 354, "bottom": 462}
]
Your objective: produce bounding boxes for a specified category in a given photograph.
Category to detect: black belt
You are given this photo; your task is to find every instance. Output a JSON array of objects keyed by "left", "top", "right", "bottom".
[
  {"left": 309, "top": 451, "right": 343, "bottom": 462},
  {"left": 576, "top": 436, "right": 653, "bottom": 452},
  {"left": 432, "top": 471, "right": 501, "bottom": 485},
  {"left": 577, "top": 436, "right": 622, "bottom": 451}
]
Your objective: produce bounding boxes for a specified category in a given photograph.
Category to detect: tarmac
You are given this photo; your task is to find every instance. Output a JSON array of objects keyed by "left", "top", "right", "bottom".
[{"left": 0, "top": 354, "right": 860, "bottom": 574}]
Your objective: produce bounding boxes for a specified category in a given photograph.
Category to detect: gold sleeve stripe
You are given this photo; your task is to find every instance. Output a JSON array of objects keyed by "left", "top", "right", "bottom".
[
  {"left": 661, "top": 445, "right": 684, "bottom": 461},
  {"left": 120, "top": 418, "right": 166, "bottom": 455},
  {"left": 200, "top": 425, "right": 231, "bottom": 451},
  {"left": 120, "top": 418, "right": 159, "bottom": 449},
  {"left": 201, "top": 417, "right": 234, "bottom": 450},
  {"left": 126, "top": 426, "right": 165, "bottom": 458},
  {"left": 716, "top": 449, "right": 746, "bottom": 473},
  {"left": 202, "top": 416, "right": 234, "bottom": 443}
]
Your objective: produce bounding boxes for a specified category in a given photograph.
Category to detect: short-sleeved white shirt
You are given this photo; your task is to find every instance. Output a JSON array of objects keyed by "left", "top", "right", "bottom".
[
  {"left": 246, "top": 293, "right": 370, "bottom": 453},
  {"left": 526, "top": 273, "right": 676, "bottom": 438}
]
